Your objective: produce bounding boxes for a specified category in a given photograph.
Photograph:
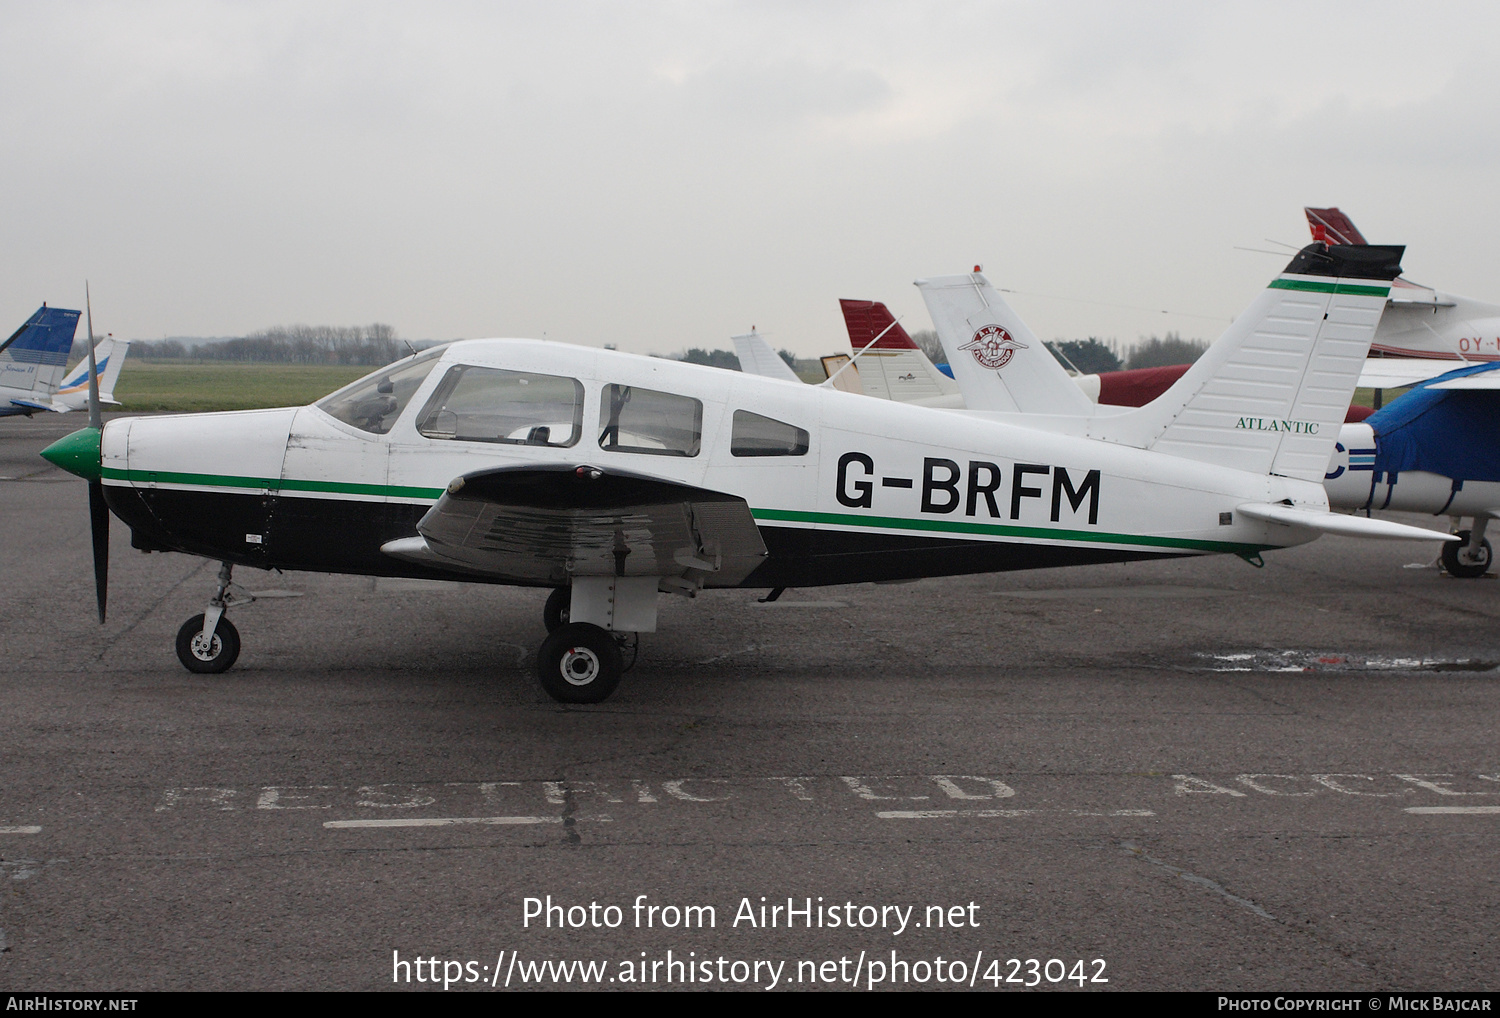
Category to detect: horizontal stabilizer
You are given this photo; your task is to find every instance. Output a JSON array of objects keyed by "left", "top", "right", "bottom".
[
  {"left": 9, "top": 398, "right": 64, "bottom": 412},
  {"left": 1236, "top": 503, "right": 1457, "bottom": 541},
  {"left": 1359, "top": 358, "right": 1473, "bottom": 389}
]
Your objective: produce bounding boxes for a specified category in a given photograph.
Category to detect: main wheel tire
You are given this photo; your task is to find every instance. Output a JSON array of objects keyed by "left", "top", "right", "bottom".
[
  {"left": 1441, "top": 530, "right": 1493, "bottom": 578},
  {"left": 543, "top": 586, "right": 571, "bottom": 633},
  {"left": 175, "top": 613, "right": 241, "bottom": 674},
  {"left": 536, "top": 623, "right": 622, "bottom": 704}
]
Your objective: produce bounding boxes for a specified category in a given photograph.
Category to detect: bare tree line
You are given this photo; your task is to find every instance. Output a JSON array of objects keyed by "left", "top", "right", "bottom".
[{"left": 133, "top": 324, "right": 416, "bottom": 365}]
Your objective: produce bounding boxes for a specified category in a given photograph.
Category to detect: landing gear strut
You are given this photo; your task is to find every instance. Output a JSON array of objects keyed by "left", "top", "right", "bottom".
[{"left": 175, "top": 562, "right": 253, "bottom": 674}]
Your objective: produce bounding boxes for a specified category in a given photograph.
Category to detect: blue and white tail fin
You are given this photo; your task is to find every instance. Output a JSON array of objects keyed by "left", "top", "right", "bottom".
[
  {"left": 914, "top": 271, "right": 1096, "bottom": 415},
  {"left": 53, "top": 337, "right": 130, "bottom": 410},
  {"left": 731, "top": 330, "right": 803, "bottom": 383},
  {"left": 0, "top": 306, "right": 82, "bottom": 402},
  {"left": 1088, "top": 243, "right": 1405, "bottom": 482}
]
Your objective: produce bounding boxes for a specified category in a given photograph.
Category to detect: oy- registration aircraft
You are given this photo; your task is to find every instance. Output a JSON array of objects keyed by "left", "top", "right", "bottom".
[
  {"left": 1306, "top": 207, "right": 1500, "bottom": 389},
  {"left": 42, "top": 243, "right": 1452, "bottom": 703}
]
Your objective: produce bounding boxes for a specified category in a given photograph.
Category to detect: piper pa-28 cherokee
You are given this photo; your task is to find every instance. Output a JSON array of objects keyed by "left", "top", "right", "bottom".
[{"left": 42, "top": 244, "right": 1453, "bottom": 703}]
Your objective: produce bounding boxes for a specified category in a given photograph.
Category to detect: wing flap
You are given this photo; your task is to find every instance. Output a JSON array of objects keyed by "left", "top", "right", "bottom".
[{"left": 393, "top": 464, "right": 767, "bottom": 586}]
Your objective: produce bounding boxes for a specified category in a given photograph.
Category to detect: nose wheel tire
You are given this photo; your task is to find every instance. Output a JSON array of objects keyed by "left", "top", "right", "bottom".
[
  {"left": 536, "top": 623, "right": 621, "bottom": 703},
  {"left": 175, "top": 614, "right": 242, "bottom": 674},
  {"left": 1441, "top": 530, "right": 1493, "bottom": 578},
  {"left": 543, "top": 586, "right": 571, "bottom": 633}
]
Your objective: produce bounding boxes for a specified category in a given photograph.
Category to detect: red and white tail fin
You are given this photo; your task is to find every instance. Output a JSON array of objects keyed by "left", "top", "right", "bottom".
[
  {"left": 837, "top": 299, "right": 960, "bottom": 403},
  {"left": 1305, "top": 207, "right": 1367, "bottom": 247}
]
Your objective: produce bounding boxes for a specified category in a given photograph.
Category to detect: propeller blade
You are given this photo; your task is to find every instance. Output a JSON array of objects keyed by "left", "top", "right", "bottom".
[
  {"left": 89, "top": 478, "right": 109, "bottom": 623},
  {"left": 85, "top": 282, "right": 101, "bottom": 431}
]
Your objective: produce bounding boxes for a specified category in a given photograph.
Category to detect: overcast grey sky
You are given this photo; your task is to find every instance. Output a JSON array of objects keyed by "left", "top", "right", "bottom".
[{"left": 4, "top": 1, "right": 1499, "bottom": 356}]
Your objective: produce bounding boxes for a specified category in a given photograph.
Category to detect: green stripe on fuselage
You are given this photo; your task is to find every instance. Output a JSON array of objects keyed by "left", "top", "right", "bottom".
[
  {"left": 100, "top": 466, "right": 444, "bottom": 501},
  {"left": 1268, "top": 279, "right": 1390, "bottom": 297},
  {"left": 750, "top": 507, "right": 1266, "bottom": 555}
]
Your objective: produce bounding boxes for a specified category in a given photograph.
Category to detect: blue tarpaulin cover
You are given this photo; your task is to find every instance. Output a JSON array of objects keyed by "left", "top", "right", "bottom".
[{"left": 1367, "top": 362, "right": 1500, "bottom": 482}]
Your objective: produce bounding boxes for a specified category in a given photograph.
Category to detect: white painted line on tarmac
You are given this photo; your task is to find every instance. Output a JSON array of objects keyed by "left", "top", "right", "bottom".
[
  {"left": 325, "top": 816, "right": 574, "bottom": 828},
  {"left": 1405, "top": 806, "right": 1500, "bottom": 815},
  {"left": 877, "top": 809, "right": 1153, "bottom": 819},
  {"left": 0, "top": 826, "right": 41, "bottom": 835}
]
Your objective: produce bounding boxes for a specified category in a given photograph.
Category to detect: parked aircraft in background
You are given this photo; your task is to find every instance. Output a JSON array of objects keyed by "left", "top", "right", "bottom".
[
  {"left": 835, "top": 300, "right": 962, "bottom": 407},
  {"left": 1325, "top": 361, "right": 1500, "bottom": 577},
  {"left": 0, "top": 305, "right": 82, "bottom": 417},
  {"left": 729, "top": 329, "right": 801, "bottom": 384},
  {"left": 1306, "top": 207, "right": 1500, "bottom": 389},
  {"left": 49, "top": 336, "right": 130, "bottom": 412}
]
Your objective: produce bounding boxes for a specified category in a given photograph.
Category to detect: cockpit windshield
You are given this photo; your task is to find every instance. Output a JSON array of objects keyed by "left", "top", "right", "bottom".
[{"left": 316, "top": 347, "right": 446, "bottom": 435}]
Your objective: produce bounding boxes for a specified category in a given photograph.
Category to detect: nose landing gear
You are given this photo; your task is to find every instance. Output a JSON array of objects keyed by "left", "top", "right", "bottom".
[{"left": 174, "top": 562, "right": 257, "bottom": 674}]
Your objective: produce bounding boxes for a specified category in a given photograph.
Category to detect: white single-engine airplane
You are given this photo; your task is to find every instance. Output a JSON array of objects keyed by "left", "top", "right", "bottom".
[{"left": 43, "top": 244, "right": 1454, "bottom": 703}]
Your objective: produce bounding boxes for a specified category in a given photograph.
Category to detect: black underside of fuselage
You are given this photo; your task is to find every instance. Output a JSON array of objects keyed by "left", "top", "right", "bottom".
[{"left": 106, "top": 486, "right": 1187, "bottom": 589}]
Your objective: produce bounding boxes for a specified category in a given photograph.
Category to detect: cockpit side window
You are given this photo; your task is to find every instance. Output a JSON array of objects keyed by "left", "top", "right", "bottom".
[
  {"left": 317, "top": 350, "right": 443, "bottom": 435},
  {"left": 415, "top": 366, "right": 583, "bottom": 447},
  {"left": 730, "top": 410, "right": 809, "bottom": 457},
  {"left": 597, "top": 384, "right": 702, "bottom": 457}
]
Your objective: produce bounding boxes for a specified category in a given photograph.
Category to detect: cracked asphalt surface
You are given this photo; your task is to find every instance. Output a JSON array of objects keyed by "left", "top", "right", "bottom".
[{"left": 2, "top": 414, "right": 1498, "bottom": 991}]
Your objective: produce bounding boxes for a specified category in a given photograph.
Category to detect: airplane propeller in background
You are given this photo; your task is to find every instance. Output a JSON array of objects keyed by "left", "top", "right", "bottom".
[{"left": 85, "top": 282, "right": 107, "bottom": 623}]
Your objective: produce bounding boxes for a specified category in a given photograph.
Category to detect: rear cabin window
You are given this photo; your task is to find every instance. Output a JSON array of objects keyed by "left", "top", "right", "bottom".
[
  {"left": 597, "top": 384, "right": 702, "bottom": 457},
  {"left": 730, "top": 410, "right": 809, "bottom": 457},
  {"left": 317, "top": 351, "right": 442, "bottom": 435},
  {"left": 415, "top": 365, "right": 583, "bottom": 446}
]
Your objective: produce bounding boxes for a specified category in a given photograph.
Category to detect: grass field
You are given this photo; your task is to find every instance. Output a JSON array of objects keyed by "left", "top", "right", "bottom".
[{"left": 113, "top": 362, "right": 371, "bottom": 412}]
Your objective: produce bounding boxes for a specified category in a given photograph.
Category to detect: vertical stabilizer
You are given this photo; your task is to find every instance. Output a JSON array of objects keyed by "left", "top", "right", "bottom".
[
  {"left": 0, "top": 306, "right": 82, "bottom": 397},
  {"left": 914, "top": 273, "right": 1095, "bottom": 414},
  {"left": 1305, "top": 207, "right": 1367, "bottom": 246},
  {"left": 837, "top": 299, "right": 960, "bottom": 402},
  {"left": 54, "top": 337, "right": 131, "bottom": 409},
  {"left": 731, "top": 331, "right": 802, "bottom": 383},
  {"left": 1088, "top": 243, "right": 1404, "bottom": 481}
]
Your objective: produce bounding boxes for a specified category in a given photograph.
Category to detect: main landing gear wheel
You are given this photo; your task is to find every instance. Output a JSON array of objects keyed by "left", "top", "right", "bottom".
[
  {"left": 536, "top": 623, "right": 621, "bottom": 704},
  {"left": 175, "top": 613, "right": 241, "bottom": 674},
  {"left": 1441, "top": 530, "right": 1493, "bottom": 579},
  {"left": 543, "top": 586, "right": 571, "bottom": 633}
]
